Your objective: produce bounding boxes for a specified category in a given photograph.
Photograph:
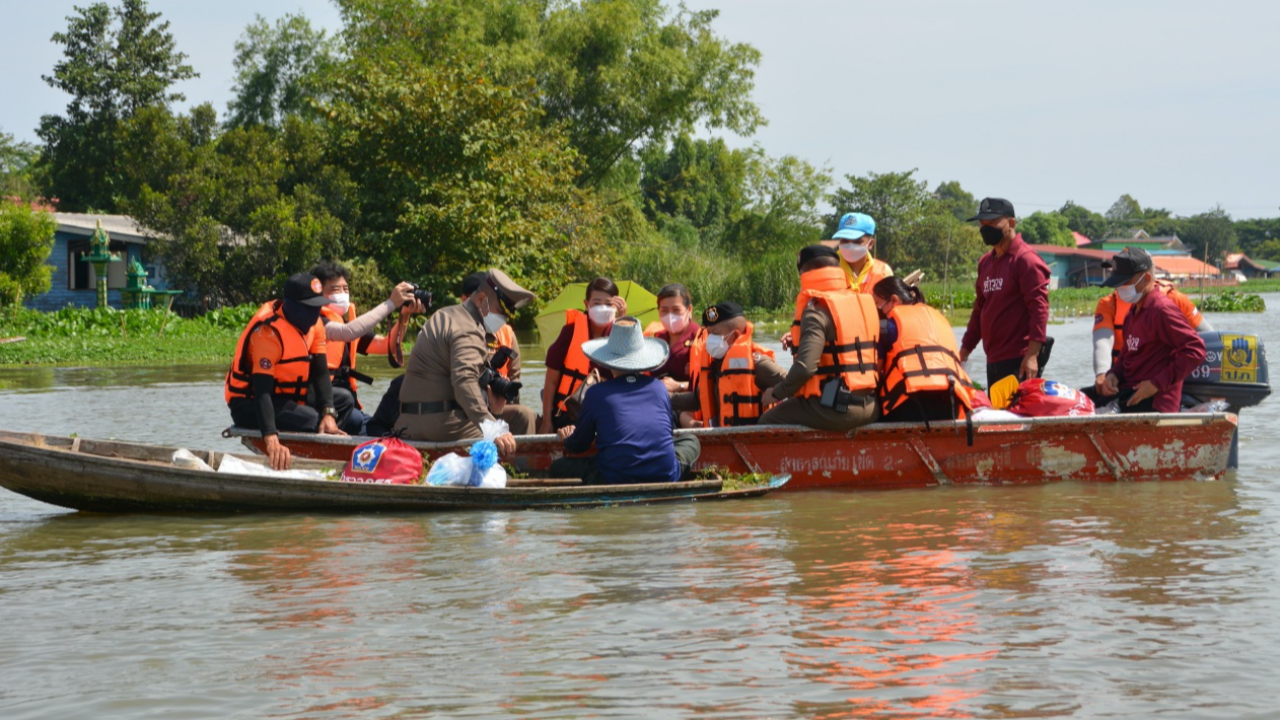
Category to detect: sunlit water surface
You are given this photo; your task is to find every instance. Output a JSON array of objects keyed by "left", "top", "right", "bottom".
[{"left": 2, "top": 299, "right": 1279, "bottom": 719}]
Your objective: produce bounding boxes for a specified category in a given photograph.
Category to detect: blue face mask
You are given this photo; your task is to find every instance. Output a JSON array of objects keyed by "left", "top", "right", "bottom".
[{"left": 282, "top": 299, "right": 322, "bottom": 335}]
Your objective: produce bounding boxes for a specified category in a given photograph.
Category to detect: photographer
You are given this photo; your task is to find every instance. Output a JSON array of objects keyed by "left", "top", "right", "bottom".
[
  {"left": 396, "top": 269, "right": 537, "bottom": 454},
  {"left": 312, "top": 262, "right": 425, "bottom": 435}
]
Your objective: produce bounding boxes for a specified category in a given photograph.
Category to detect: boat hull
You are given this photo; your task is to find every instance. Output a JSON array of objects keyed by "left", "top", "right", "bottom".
[
  {"left": 0, "top": 431, "right": 783, "bottom": 514},
  {"left": 230, "top": 413, "right": 1239, "bottom": 490}
]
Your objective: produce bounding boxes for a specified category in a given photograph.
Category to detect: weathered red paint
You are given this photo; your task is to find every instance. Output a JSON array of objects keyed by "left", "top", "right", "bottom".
[{"left": 230, "top": 413, "right": 1238, "bottom": 491}]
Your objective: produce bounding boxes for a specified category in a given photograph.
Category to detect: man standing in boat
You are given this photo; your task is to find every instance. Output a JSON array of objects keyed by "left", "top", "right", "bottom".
[
  {"left": 958, "top": 197, "right": 1052, "bottom": 388},
  {"left": 824, "top": 212, "right": 894, "bottom": 293},
  {"left": 759, "top": 245, "right": 880, "bottom": 431},
  {"left": 226, "top": 273, "right": 349, "bottom": 470},
  {"left": 396, "top": 269, "right": 537, "bottom": 454},
  {"left": 1098, "top": 248, "right": 1207, "bottom": 413}
]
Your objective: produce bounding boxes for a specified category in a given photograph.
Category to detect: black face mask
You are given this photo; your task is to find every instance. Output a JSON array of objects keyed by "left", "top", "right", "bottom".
[
  {"left": 979, "top": 225, "right": 1005, "bottom": 246},
  {"left": 282, "top": 299, "right": 323, "bottom": 335}
]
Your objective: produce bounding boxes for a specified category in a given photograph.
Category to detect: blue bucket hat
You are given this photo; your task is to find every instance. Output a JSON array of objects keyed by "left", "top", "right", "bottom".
[{"left": 833, "top": 212, "right": 876, "bottom": 241}]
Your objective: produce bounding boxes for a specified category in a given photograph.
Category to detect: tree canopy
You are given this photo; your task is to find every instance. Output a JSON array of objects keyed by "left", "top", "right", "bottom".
[{"left": 0, "top": 201, "right": 57, "bottom": 307}]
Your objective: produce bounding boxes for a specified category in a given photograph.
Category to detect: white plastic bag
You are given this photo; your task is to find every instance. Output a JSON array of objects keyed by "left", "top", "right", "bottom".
[
  {"left": 425, "top": 453, "right": 473, "bottom": 486},
  {"left": 1184, "top": 399, "right": 1230, "bottom": 413},
  {"left": 172, "top": 448, "right": 214, "bottom": 472},
  {"left": 217, "top": 453, "right": 330, "bottom": 481},
  {"left": 1094, "top": 400, "right": 1121, "bottom": 415}
]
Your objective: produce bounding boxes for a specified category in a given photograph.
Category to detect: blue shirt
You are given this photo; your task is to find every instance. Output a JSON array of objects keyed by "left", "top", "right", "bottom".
[{"left": 563, "top": 374, "right": 681, "bottom": 484}]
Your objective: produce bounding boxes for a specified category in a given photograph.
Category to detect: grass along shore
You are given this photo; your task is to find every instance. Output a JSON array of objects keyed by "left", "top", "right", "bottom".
[{"left": 2, "top": 283, "right": 1268, "bottom": 368}]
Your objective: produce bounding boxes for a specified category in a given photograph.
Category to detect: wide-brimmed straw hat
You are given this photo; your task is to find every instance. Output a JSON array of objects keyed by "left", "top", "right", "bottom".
[{"left": 581, "top": 316, "right": 669, "bottom": 373}]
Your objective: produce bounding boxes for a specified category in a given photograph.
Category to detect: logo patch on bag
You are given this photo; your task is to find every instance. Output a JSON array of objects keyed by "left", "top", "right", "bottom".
[{"left": 350, "top": 442, "right": 385, "bottom": 473}]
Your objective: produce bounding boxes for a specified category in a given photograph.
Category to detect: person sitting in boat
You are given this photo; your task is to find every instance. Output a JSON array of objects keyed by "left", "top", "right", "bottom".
[
  {"left": 311, "top": 262, "right": 423, "bottom": 435},
  {"left": 871, "top": 276, "right": 974, "bottom": 423},
  {"left": 958, "top": 197, "right": 1053, "bottom": 388},
  {"left": 540, "top": 277, "right": 628, "bottom": 433},
  {"left": 671, "top": 301, "right": 784, "bottom": 428},
  {"left": 1097, "top": 248, "right": 1207, "bottom": 413},
  {"left": 1086, "top": 252, "right": 1212, "bottom": 404},
  {"left": 226, "top": 273, "right": 349, "bottom": 470},
  {"left": 396, "top": 269, "right": 537, "bottom": 454},
  {"left": 823, "top": 212, "right": 893, "bottom": 293},
  {"left": 551, "top": 316, "right": 701, "bottom": 484},
  {"left": 759, "top": 245, "right": 880, "bottom": 431},
  {"left": 645, "top": 283, "right": 701, "bottom": 393}
]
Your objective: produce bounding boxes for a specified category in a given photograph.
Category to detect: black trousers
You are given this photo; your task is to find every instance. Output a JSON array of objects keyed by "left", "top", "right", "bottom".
[
  {"left": 882, "top": 391, "right": 962, "bottom": 423},
  {"left": 228, "top": 379, "right": 356, "bottom": 433},
  {"left": 985, "top": 338, "right": 1054, "bottom": 389}
]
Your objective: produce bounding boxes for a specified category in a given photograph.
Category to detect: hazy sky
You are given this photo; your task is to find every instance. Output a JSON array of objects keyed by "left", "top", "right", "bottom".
[{"left": 4, "top": 1, "right": 1277, "bottom": 219}]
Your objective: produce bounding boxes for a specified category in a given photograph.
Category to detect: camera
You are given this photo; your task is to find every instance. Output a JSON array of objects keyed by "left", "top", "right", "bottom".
[
  {"left": 479, "top": 346, "right": 522, "bottom": 403},
  {"left": 405, "top": 283, "right": 433, "bottom": 314}
]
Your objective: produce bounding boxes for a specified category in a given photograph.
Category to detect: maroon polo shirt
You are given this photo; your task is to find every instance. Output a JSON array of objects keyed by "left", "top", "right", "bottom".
[
  {"left": 1112, "top": 287, "right": 1206, "bottom": 413},
  {"left": 961, "top": 235, "right": 1050, "bottom": 363},
  {"left": 651, "top": 321, "right": 701, "bottom": 382}
]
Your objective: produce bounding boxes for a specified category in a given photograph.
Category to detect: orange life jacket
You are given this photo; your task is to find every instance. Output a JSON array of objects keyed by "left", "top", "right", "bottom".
[
  {"left": 225, "top": 301, "right": 317, "bottom": 405},
  {"left": 552, "top": 308, "right": 593, "bottom": 414},
  {"left": 881, "top": 303, "right": 974, "bottom": 416},
  {"left": 689, "top": 322, "right": 775, "bottom": 427},
  {"left": 493, "top": 323, "right": 517, "bottom": 379},
  {"left": 643, "top": 320, "right": 664, "bottom": 337},
  {"left": 791, "top": 267, "right": 880, "bottom": 398},
  {"left": 841, "top": 256, "right": 893, "bottom": 294},
  {"left": 320, "top": 303, "right": 392, "bottom": 404}
]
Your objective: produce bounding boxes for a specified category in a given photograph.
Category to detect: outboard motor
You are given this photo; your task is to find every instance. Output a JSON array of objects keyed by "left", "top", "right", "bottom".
[{"left": 1183, "top": 331, "right": 1271, "bottom": 468}]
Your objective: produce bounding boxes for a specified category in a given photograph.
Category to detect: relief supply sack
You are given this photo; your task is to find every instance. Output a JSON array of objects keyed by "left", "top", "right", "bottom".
[
  {"left": 1008, "top": 378, "right": 1095, "bottom": 417},
  {"left": 341, "top": 436, "right": 424, "bottom": 485},
  {"left": 468, "top": 418, "right": 509, "bottom": 488}
]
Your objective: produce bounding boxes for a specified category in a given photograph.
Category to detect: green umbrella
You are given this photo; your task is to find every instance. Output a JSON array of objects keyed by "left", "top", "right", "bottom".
[{"left": 535, "top": 281, "right": 659, "bottom": 349}]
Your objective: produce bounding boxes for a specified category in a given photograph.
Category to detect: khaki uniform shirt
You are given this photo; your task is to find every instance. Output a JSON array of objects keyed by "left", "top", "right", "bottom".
[{"left": 400, "top": 302, "right": 494, "bottom": 426}]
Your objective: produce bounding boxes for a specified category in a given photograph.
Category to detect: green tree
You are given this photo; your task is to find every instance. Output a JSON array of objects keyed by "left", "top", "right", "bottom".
[
  {"left": 0, "top": 201, "right": 58, "bottom": 307},
  {"left": 227, "top": 13, "right": 339, "bottom": 129},
  {"left": 933, "top": 180, "right": 976, "bottom": 222},
  {"left": 325, "top": 53, "right": 604, "bottom": 301},
  {"left": 1234, "top": 216, "right": 1280, "bottom": 258},
  {"left": 1, "top": 128, "right": 40, "bottom": 199},
  {"left": 1181, "top": 206, "right": 1238, "bottom": 264},
  {"left": 1058, "top": 200, "right": 1107, "bottom": 242},
  {"left": 36, "top": 0, "right": 197, "bottom": 212},
  {"left": 1105, "top": 193, "right": 1144, "bottom": 236},
  {"left": 1018, "top": 211, "right": 1075, "bottom": 247},
  {"left": 336, "top": 0, "right": 763, "bottom": 188},
  {"left": 639, "top": 134, "right": 747, "bottom": 238}
]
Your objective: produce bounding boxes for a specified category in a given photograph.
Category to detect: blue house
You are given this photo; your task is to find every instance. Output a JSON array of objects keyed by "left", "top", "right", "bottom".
[{"left": 26, "top": 213, "right": 169, "bottom": 311}]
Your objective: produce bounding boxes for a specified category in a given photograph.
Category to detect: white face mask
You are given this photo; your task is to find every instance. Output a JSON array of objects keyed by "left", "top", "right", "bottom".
[
  {"left": 588, "top": 304, "right": 616, "bottom": 326},
  {"left": 660, "top": 312, "right": 689, "bottom": 335},
  {"left": 478, "top": 295, "right": 507, "bottom": 333},
  {"left": 840, "top": 243, "right": 869, "bottom": 264},
  {"left": 326, "top": 292, "right": 350, "bottom": 315},
  {"left": 705, "top": 333, "right": 730, "bottom": 359},
  {"left": 1116, "top": 278, "right": 1144, "bottom": 305}
]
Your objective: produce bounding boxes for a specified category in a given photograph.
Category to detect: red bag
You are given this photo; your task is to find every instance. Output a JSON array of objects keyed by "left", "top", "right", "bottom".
[
  {"left": 1008, "top": 379, "right": 1095, "bottom": 417},
  {"left": 340, "top": 437, "right": 424, "bottom": 485}
]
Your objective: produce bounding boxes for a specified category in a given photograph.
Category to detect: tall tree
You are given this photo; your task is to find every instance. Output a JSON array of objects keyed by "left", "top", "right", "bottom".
[
  {"left": 36, "top": 0, "right": 197, "bottom": 212},
  {"left": 933, "top": 180, "right": 976, "bottom": 222},
  {"left": 0, "top": 201, "right": 58, "bottom": 307},
  {"left": 0, "top": 128, "right": 40, "bottom": 199},
  {"left": 227, "top": 13, "right": 339, "bottom": 129},
  {"left": 1058, "top": 200, "right": 1107, "bottom": 242},
  {"left": 1018, "top": 211, "right": 1075, "bottom": 247},
  {"left": 1180, "top": 206, "right": 1238, "bottom": 264}
]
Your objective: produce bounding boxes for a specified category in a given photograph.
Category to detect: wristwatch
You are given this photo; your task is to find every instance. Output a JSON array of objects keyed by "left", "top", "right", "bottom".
[{"left": 323, "top": 407, "right": 338, "bottom": 419}]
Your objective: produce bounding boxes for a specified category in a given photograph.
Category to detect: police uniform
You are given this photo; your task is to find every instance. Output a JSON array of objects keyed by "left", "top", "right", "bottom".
[{"left": 395, "top": 270, "right": 537, "bottom": 441}]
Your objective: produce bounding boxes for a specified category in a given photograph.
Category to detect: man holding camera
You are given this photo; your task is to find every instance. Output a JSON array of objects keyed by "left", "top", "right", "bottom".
[{"left": 396, "top": 269, "right": 538, "bottom": 454}]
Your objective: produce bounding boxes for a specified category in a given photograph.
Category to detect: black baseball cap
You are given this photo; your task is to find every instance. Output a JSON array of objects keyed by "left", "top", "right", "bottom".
[
  {"left": 460, "top": 271, "right": 488, "bottom": 297},
  {"left": 1102, "top": 247, "right": 1154, "bottom": 287},
  {"left": 968, "top": 197, "right": 1016, "bottom": 221},
  {"left": 702, "top": 301, "right": 744, "bottom": 327},
  {"left": 797, "top": 244, "right": 839, "bottom": 270},
  {"left": 283, "top": 273, "right": 334, "bottom": 307}
]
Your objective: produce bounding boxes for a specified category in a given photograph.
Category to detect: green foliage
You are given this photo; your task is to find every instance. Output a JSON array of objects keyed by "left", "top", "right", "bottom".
[
  {"left": 1018, "top": 211, "right": 1075, "bottom": 247},
  {"left": 0, "top": 201, "right": 57, "bottom": 307},
  {"left": 826, "top": 170, "right": 985, "bottom": 282},
  {"left": 36, "top": 0, "right": 197, "bottom": 212},
  {"left": 933, "top": 180, "right": 975, "bottom": 222},
  {"left": 326, "top": 53, "right": 604, "bottom": 302},
  {"left": 1197, "top": 291, "right": 1265, "bottom": 313},
  {"left": 1234, "top": 216, "right": 1280, "bottom": 258},
  {"left": 618, "top": 237, "right": 799, "bottom": 312},
  {"left": 1059, "top": 200, "right": 1107, "bottom": 241},
  {"left": 0, "top": 128, "right": 40, "bottom": 199},
  {"left": 1181, "top": 206, "right": 1238, "bottom": 262},
  {"left": 227, "top": 13, "right": 339, "bottom": 129}
]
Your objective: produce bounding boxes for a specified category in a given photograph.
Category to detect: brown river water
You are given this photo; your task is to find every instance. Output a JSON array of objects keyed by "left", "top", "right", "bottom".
[{"left": 2, "top": 299, "right": 1280, "bottom": 719}]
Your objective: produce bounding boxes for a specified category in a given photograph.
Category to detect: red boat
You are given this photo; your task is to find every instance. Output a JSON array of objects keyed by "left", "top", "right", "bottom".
[{"left": 226, "top": 412, "right": 1238, "bottom": 491}]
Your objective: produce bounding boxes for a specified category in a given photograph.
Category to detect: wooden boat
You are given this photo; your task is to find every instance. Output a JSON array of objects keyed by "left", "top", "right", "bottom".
[
  {"left": 227, "top": 412, "right": 1240, "bottom": 491},
  {"left": 0, "top": 430, "right": 787, "bottom": 514}
]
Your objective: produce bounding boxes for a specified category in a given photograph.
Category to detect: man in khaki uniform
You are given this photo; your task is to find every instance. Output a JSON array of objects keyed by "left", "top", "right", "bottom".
[
  {"left": 760, "top": 246, "right": 880, "bottom": 431},
  {"left": 396, "top": 269, "right": 537, "bottom": 454}
]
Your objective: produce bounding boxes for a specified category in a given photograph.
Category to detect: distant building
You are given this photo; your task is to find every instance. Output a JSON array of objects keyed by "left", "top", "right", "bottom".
[
  {"left": 25, "top": 213, "right": 169, "bottom": 311},
  {"left": 1084, "top": 229, "right": 1189, "bottom": 255},
  {"left": 1224, "top": 253, "right": 1277, "bottom": 280},
  {"left": 1032, "top": 243, "right": 1221, "bottom": 289}
]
